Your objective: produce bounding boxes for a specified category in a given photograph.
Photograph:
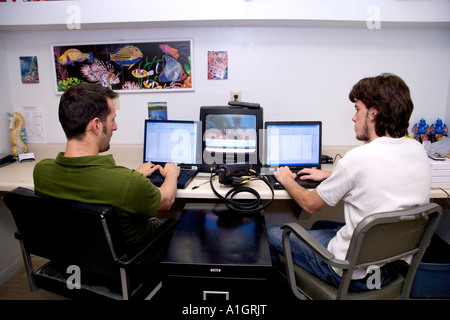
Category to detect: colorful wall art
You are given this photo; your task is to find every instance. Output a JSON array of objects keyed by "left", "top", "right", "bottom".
[
  {"left": 52, "top": 40, "right": 193, "bottom": 93},
  {"left": 148, "top": 102, "right": 168, "bottom": 120},
  {"left": 20, "top": 56, "right": 39, "bottom": 84},
  {"left": 208, "top": 51, "right": 228, "bottom": 80}
]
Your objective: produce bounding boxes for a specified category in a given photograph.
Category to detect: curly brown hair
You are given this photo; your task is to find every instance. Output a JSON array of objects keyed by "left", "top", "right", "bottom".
[{"left": 349, "top": 73, "right": 414, "bottom": 138}]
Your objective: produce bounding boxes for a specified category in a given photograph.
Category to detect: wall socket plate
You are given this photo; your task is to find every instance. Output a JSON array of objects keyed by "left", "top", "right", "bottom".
[{"left": 230, "top": 91, "right": 242, "bottom": 102}]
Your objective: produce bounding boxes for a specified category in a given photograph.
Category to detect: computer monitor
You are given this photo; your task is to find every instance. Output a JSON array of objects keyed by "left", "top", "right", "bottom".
[
  {"left": 199, "top": 106, "right": 263, "bottom": 172},
  {"left": 143, "top": 119, "right": 200, "bottom": 165},
  {"left": 264, "top": 121, "right": 322, "bottom": 171}
]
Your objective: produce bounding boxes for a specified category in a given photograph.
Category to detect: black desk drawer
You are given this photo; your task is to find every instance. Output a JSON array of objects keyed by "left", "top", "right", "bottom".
[
  {"left": 163, "top": 262, "right": 271, "bottom": 280},
  {"left": 163, "top": 275, "right": 271, "bottom": 302}
]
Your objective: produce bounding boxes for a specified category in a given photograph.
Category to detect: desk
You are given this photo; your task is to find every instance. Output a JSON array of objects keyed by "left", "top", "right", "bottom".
[
  {"left": 2, "top": 143, "right": 446, "bottom": 233},
  {"left": 162, "top": 208, "right": 275, "bottom": 303},
  {"left": 1, "top": 143, "right": 449, "bottom": 200}
]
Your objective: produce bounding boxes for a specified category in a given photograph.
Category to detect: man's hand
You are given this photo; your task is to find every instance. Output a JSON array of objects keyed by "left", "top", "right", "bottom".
[
  {"left": 274, "top": 166, "right": 297, "bottom": 186},
  {"left": 159, "top": 162, "right": 180, "bottom": 179},
  {"left": 136, "top": 162, "right": 161, "bottom": 177},
  {"left": 297, "top": 168, "right": 331, "bottom": 182}
]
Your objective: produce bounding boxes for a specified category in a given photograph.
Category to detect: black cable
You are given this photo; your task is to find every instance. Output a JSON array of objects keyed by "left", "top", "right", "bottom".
[
  {"left": 333, "top": 153, "right": 343, "bottom": 163},
  {"left": 209, "top": 170, "right": 274, "bottom": 214}
]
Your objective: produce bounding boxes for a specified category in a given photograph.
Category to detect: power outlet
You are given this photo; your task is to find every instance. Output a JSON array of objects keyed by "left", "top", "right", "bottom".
[{"left": 230, "top": 91, "right": 242, "bottom": 102}]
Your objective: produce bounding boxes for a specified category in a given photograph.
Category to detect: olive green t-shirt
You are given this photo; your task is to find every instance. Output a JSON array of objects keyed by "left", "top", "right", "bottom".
[{"left": 33, "top": 152, "right": 161, "bottom": 246}]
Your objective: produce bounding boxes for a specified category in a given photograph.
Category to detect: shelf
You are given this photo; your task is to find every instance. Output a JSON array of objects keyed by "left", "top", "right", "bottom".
[{"left": 1, "top": 0, "right": 449, "bottom": 32}]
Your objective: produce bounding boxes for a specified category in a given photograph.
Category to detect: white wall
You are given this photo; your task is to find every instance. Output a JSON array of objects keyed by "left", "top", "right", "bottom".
[
  {"left": 0, "top": 32, "right": 13, "bottom": 154},
  {"left": 2, "top": 26, "right": 449, "bottom": 149}
]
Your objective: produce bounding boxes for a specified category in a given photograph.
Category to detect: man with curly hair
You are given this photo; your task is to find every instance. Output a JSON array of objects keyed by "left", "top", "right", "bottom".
[{"left": 268, "top": 73, "right": 431, "bottom": 291}]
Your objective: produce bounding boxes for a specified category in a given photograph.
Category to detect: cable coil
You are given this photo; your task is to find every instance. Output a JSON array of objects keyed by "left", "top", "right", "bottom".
[{"left": 209, "top": 169, "right": 274, "bottom": 214}]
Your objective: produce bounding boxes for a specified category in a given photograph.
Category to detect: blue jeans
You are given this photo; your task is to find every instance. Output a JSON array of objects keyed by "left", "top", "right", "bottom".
[{"left": 267, "top": 221, "right": 371, "bottom": 292}]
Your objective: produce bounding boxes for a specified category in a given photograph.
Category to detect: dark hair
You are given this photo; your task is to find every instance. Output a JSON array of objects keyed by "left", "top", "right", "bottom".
[
  {"left": 59, "top": 83, "right": 118, "bottom": 139},
  {"left": 349, "top": 73, "right": 414, "bottom": 138}
]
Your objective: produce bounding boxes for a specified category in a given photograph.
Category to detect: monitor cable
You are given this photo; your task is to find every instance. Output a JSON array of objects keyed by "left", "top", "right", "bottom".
[{"left": 209, "top": 168, "right": 274, "bottom": 214}]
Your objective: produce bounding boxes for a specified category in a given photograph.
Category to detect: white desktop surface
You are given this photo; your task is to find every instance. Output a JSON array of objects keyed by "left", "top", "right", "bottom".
[{"left": 0, "top": 143, "right": 449, "bottom": 199}]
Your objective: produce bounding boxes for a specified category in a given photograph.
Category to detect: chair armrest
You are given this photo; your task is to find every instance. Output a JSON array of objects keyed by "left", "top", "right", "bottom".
[{"left": 281, "top": 222, "right": 349, "bottom": 269}]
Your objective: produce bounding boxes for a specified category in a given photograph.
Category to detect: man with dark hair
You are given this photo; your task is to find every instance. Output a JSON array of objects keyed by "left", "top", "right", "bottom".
[
  {"left": 58, "top": 82, "right": 118, "bottom": 141},
  {"left": 34, "top": 83, "right": 180, "bottom": 247},
  {"left": 348, "top": 73, "right": 414, "bottom": 139},
  {"left": 267, "top": 73, "right": 431, "bottom": 291}
]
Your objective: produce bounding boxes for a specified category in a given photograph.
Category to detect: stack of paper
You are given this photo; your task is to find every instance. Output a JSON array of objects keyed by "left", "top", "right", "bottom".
[{"left": 430, "top": 158, "right": 450, "bottom": 188}]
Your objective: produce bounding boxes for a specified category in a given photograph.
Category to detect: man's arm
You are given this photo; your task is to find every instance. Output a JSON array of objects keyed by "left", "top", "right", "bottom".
[
  {"left": 136, "top": 161, "right": 180, "bottom": 211},
  {"left": 275, "top": 166, "right": 327, "bottom": 214},
  {"left": 157, "top": 162, "right": 180, "bottom": 211}
]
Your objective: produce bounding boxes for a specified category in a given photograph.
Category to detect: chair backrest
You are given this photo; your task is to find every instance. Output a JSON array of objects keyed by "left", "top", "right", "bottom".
[
  {"left": 3, "top": 187, "right": 127, "bottom": 280},
  {"left": 342, "top": 203, "right": 442, "bottom": 298}
]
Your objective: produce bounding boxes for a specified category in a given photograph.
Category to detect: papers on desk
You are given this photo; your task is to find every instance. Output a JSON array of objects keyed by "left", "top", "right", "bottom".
[{"left": 430, "top": 158, "right": 450, "bottom": 188}]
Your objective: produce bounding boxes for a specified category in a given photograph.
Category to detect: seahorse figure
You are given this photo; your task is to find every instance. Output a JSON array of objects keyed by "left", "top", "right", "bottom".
[{"left": 7, "top": 112, "right": 28, "bottom": 157}]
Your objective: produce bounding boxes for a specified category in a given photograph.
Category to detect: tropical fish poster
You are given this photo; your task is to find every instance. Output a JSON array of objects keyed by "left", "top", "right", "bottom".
[
  {"left": 208, "top": 51, "right": 228, "bottom": 80},
  {"left": 51, "top": 40, "right": 193, "bottom": 93},
  {"left": 20, "top": 56, "right": 39, "bottom": 84}
]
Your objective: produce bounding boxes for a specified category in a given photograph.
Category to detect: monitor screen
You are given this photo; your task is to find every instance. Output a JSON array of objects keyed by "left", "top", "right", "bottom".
[
  {"left": 265, "top": 122, "right": 321, "bottom": 167},
  {"left": 143, "top": 120, "right": 199, "bottom": 164},
  {"left": 199, "top": 106, "right": 264, "bottom": 172},
  {"left": 204, "top": 114, "right": 257, "bottom": 153}
]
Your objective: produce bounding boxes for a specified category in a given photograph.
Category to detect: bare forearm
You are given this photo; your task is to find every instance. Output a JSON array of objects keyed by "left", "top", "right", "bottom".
[
  {"left": 159, "top": 176, "right": 178, "bottom": 210},
  {"left": 283, "top": 178, "right": 326, "bottom": 214}
]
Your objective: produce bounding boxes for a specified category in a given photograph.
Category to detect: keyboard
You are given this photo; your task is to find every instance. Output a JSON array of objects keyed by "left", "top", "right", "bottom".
[{"left": 149, "top": 167, "right": 198, "bottom": 189}]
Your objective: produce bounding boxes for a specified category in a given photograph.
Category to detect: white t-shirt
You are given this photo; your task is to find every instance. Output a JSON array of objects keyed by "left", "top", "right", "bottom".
[{"left": 316, "top": 137, "right": 431, "bottom": 279}]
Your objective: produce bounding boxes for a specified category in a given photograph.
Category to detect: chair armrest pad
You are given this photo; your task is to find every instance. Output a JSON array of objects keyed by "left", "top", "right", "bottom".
[{"left": 281, "top": 222, "right": 349, "bottom": 268}]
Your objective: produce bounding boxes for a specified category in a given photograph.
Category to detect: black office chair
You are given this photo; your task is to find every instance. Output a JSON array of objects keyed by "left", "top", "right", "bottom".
[
  {"left": 3, "top": 187, "right": 178, "bottom": 300},
  {"left": 278, "top": 203, "right": 442, "bottom": 300}
]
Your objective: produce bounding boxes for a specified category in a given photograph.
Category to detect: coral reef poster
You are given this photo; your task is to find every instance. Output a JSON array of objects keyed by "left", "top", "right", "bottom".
[
  {"left": 51, "top": 40, "right": 193, "bottom": 93},
  {"left": 148, "top": 102, "right": 167, "bottom": 120},
  {"left": 208, "top": 51, "right": 228, "bottom": 80},
  {"left": 20, "top": 56, "right": 39, "bottom": 84}
]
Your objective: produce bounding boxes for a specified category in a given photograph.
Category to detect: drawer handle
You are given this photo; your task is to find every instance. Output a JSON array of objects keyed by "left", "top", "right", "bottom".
[{"left": 203, "top": 290, "right": 229, "bottom": 300}]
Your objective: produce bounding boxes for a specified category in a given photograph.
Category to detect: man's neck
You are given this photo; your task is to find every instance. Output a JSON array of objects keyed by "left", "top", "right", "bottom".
[{"left": 64, "top": 139, "right": 100, "bottom": 157}]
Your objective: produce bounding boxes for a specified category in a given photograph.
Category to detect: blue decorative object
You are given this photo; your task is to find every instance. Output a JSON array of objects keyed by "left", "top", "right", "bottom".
[
  {"left": 412, "top": 118, "right": 430, "bottom": 142},
  {"left": 430, "top": 118, "right": 448, "bottom": 142}
]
